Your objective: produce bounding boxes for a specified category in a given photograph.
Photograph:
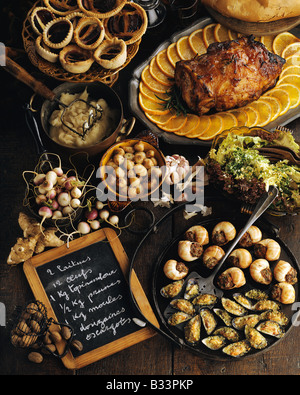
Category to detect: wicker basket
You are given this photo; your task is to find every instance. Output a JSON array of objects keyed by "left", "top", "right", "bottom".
[{"left": 22, "top": 1, "right": 141, "bottom": 85}]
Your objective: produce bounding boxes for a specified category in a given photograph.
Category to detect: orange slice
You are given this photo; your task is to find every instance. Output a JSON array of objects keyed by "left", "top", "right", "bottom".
[
  {"left": 228, "top": 29, "right": 239, "bottom": 40},
  {"left": 228, "top": 108, "right": 249, "bottom": 126},
  {"left": 277, "top": 74, "right": 300, "bottom": 89},
  {"left": 199, "top": 114, "right": 223, "bottom": 140},
  {"left": 276, "top": 83, "right": 300, "bottom": 109},
  {"left": 156, "top": 49, "right": 175, "bottom": 78},
  {"left": 203, "top": 23, "right": 217, "bottom": 48},
  {"left": 284, "top": 54, "right": 300, "bottom": 68},
  {"left": 214, "top": 23, "right": 230, "bottom": 42},
  {"left": 149, "top": 57, "right": 173, "bottom": 86},
  {"left": 188, "top": 28, "right": 206, "bottom": 55},
  {"left": 217, "top": 112, "right": 238, "bottom": 131},
  {"left": 259, "top": 96, "right": 282, "bottom": 121},
  {"left": 273, "top": 32, "right": 300, "bottom": 56},
  {"left": 264, "top": 88, "right": 291, "bottom": 116},
  {"left": 159, "top": 114, "right": 188, "bottom": 132},
  {"left": 260, "top": 35, "right": 276, "bottom": 52},
  {"left": 139, "top": 81, "right": 170, "bottom": 102},
  {"left": 247, "top": 100, "right": 272, "bottom": 127},
  {"left": 280, "top": 65, "right": 300, "bottom": 79},
  {"left": 174, "top": 114, "right": 200, "bottom": 136},
  {"left": 141, "top": 66, "right": 168, "bottom": 93},
  {"left": 139, "top": 93, "right": 169, "bottom": 115},
  {"left": 184, "top": 115, "right": 211, "bottom": 138},
  {"left": 145, "top": 110, "right": 175, "bottom": 125},
  {"left": 176, "top": 36, "right": 196, "bottom": 60},
  {"left": 243, "top": 106, "right": 259, "bottom": 127},
  {"left": 281, "top": 42, "right": 300, "bottom": 58},
  {"left": 167, "top": 42, "right": 181, "bottom": 67}
]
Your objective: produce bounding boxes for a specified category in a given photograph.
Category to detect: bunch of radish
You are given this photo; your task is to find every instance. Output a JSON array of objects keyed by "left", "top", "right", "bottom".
[
  {"left": 77, "top": 200, "right": 119, "bottom": 235},
  {"left": 33, "top": 167, "right": 85, "bottom": 223}
]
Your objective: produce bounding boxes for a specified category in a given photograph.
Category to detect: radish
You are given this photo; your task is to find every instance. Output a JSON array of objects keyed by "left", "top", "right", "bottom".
[
  {"left": 71, "top": 187, "right": 82, "bottom": 199},
  {"left": 52, "top": 210, "right": 63, "bottom": 220},
  {"left": 38, "top": 207, "right": 53, "bottom": 225},
  {"left": 53, "top": 167, "right": 63, "bottom": 177},
  {"left": 46, "top": 189, "right": 56, "bottom": 200},
  {"left": 89, "top": 220, "right": 100, "bottom": 230},
  {"left": 45, "top": 170, "right": 57, "bottom": 185},
  {"left": 85, "top": 209, "right": 98, "bottom": 221},
  {"left": 62, "top": 206, "right": 73, "bottom": 216},
  {"left": 33, "top": 174, "right": 45, "bottom": 185},
  {"left": 71, "top": 198, "right": 81, "bottom": 209},
  {"left": 95, "top": 201, "right": 105, "bottom": 210},
  {"left": 99, "top": 209, "right": 110, "bottom": 220},
  {"left": 109, "top": 215, "right": 119, "bottom": 226},
  {"left": 42, "top": 180, "right": 53, "bottom": 192},
  {"left": 57, "top": 192, "right": 71, "bottom": 207},
  {"left": 64, "top": 176, "right": 77, "bottom": 190},
  {"left": 49, "top": 200, "right": 59, "bottom": 210},
  {"left": 36, "top": 194, "right": 47, "bottom": 205},
  {"left": 77, "top": 222, "right": 90, "bottom": 235}
]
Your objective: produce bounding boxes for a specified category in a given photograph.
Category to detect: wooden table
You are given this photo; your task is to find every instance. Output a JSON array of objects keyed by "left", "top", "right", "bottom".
[{"left": 0, "top": 2, "right": 300, "bottom": 377}]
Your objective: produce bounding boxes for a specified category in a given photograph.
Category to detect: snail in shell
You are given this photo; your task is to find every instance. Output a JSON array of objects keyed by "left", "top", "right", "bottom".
[
  {"left": 217, "top": 267, "right": 246, "bottom": 290},
  {"left": 227, "top": 248, "right": 252, "bottom": 269},
  {"left": 238, "top": 226, "right": 262, "bottom": 247},
  {"left": 271, "top": 282, "right": 295, "bottom": 304},
  {"left": 211, "top": 221, "right": 236, "bottom": 246},
  {"left": 202, "top": 245, "right": 225, "bottom": 269},
  {"left": 163, "top": 259, "right": 189, "bottom": 280},
  {"left": 178, "top": 240, "right": 203, "bottom": 262},
  {"left": 184, "top": 225, "right": 209, "bottom": 246},
  {"left": 273, "top": 260, "right": 298, "bottom": 284},
  {"left": 253, "top": 239, "right": 281, "bottom": 261},
  {"left": 249, "top": 259, "right": 272, "bottom": 285}
]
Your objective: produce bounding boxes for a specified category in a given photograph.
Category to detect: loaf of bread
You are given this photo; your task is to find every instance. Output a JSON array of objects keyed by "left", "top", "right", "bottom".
[{"left": 202, "top": 0, "right": 300, "bottom": 22}]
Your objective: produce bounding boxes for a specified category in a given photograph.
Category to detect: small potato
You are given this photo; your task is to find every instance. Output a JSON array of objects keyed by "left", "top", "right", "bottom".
[
  {"left": 128, "top": 184, "right": 144, "bottom": 199},
  {"left": 134, "top": 151, "right": 146, "bottom": 163},
  {"left": 125, "top": 159, "right": 135, "bottom": 170},
  {"left": 148, "top": 166, "right": 162, "bottom": 178},
  {"left": 115, "top": 167, "right": 125, "bottom": 178},
  {"left": 113, "top": 154, "right": 125, "bottom": 166},
  {"left": 146, "top": 149, "right": 155, "bottom": 158},
  {"left": 125, "top": 152, "right": 134, "bottom": 161},
  {"left": 106, "top": 174, "right": 116, "bottom": 186},
  {"left": 150, "top": 157, "right": 158, "bottom": 166},
  {"left": 129, "top": 177, "right": 141, "bottom": 188},
  {"left": 117, "top": 177, "right": 127, "bottom": 188},
  {"left": 124, "top": 146, "right": 135, "bottom": 154},
  {"left": 106, "top": 160, "right": 118, "bottom": 170},
  {"left": 143, "top": 158, "right": 154, "bottom": 169},
  {"left": 134, "top": 164, "right": 147, "bottom": 177},
  {"left": 113, "top": 147, "right": 125, "bottom": 156},
  {"left": 134, "top": 142, "right": 145, "bottom": 152}
]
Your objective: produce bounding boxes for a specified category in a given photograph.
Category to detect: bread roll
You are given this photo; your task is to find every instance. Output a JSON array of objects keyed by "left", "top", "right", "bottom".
[{"left": 202, "top": 0, "right": 300, "bottom": 22}]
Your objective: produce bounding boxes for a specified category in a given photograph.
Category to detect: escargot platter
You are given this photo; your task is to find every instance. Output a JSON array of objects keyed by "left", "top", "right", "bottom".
[
  {"left": 152, "top": 216, "right": 300, "bottom": 360},
  {"left": 22, "top": 1, "right": 146, "bottom": 83}
]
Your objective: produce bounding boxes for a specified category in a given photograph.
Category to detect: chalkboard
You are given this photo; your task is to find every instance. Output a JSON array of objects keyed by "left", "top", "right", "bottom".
[{"left": 23, "top": 228, "right": 159, "bottom": 369}]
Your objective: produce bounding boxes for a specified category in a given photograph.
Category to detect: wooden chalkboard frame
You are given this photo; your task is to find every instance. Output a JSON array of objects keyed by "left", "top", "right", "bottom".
[{"left": 23, "top": 227, "right": 159, "bottom": 369}]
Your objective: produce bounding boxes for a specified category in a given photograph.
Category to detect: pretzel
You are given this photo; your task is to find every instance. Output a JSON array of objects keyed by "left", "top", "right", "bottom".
[{"left": 103, "top": 2, "right": 148, "bottom": 45}]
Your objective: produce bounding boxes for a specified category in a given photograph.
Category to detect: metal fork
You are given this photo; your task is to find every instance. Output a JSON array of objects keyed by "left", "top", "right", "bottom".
[{"left": 257, "top": 147, "right": 300, "bottom": 165}]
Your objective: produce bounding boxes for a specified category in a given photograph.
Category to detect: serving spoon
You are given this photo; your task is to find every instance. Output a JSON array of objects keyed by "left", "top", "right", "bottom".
[{"left": 198, "top": 185, "right": 279, "bottom": 297}]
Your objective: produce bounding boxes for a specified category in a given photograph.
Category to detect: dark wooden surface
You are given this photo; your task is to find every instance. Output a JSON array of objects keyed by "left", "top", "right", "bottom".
[{"left": 0, "top": 1, "right": 300, "bottom": 376}]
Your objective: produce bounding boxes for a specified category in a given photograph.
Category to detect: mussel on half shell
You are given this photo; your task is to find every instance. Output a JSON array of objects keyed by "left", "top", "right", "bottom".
[
  {"left": 213, "top": 327, "right": 240, "bottom": 342},
  {"left": 168, "top": 311, "right": 192, "bottom": 326},
  {"left": 245, "top": 325, "right": 268, "bottom": 350},
  {"left": 221, "top": 297, "right": 247, "bottom": 316},
  {"left": 184, "top": 315, "right": 201, "bottom": 345},
  {"left": 200, "top": 308, "right": 217, "bottom": 335},
  {"left": 160, "top": 279, "right": 184, "bottom": 298},
  {"left": 232, "top": 314, "right": 261, "bottom": 330},
  {"left": 222, "top": 340, "right": 251, "bottom": 358},
  {"left": 170, "top": 299, "right": 195, "bottom": 315},
  {"left": 256, "top": 320, "right": 285, "bottom": 338},
  {"left": 202, "top": 335, "right": 226, "bottom": 350}
]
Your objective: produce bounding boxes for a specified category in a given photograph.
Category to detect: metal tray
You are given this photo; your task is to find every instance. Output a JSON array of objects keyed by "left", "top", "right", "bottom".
[
  {"left": 151, "top": 215, "right": 300, "bottom": 361},
  {"left": 129, "top": 17, "right": 300, "bottom": 147}
]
